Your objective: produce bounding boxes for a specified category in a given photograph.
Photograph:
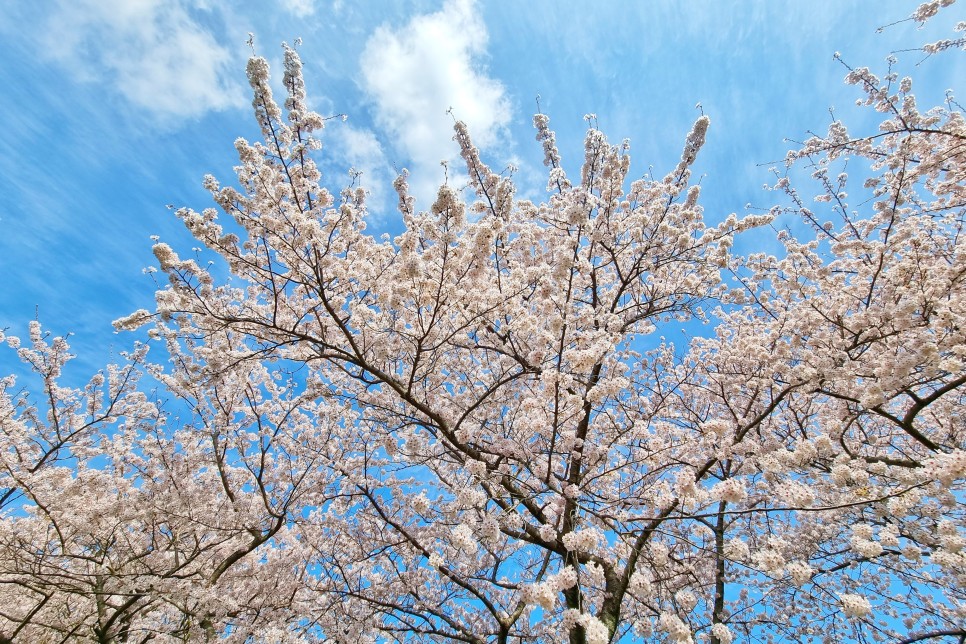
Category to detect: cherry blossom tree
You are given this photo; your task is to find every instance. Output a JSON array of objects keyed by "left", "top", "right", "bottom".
[
  {"left": 1, "top": 3, "right": 964, "bottom": 642},
  {"left": 0, "top": 321, "right": 349, "bottom": 642}
]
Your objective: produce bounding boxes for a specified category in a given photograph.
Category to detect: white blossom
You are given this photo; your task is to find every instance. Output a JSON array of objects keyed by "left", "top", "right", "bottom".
[{"left": 840, "top": 593, "right": 872, "bottom": 618}]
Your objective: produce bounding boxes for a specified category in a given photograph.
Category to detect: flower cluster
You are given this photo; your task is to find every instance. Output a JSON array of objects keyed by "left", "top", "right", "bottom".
[
  {"left": 840, "top": 593, "right": 873, "bottom": 618},
  {"left": 561, "top": 528, "right": 601, "bottom": 553},
  {"left": 4, "top": 22, "right": 965, "bottom": 642}
]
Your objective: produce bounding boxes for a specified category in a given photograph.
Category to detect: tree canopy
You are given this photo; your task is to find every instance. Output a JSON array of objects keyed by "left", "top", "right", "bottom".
[{"left": 1, "top": 3, "right": 964, "bottom": 643}]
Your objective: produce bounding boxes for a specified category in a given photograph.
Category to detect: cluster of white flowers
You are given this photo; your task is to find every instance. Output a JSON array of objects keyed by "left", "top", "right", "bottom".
[
  {"left": 840, "top": 593, "right": 872, "bottom": 618},
  {"left": 550, "top": 565, "right": 579, "bottom": 590},
  {"left": 675, "top": 589, "right": 698, "bottom": 612},
  {"left": 658, "top": 612, "right": 693, "bottom": 643},
  {"left": 479, "top": 515, "right": 500, "bottom": 545},
  {"left": 710, "top": 478, "right": 746, "bottom": 504},
  {"left": 701, "top": 419, "right": 731, "bottom": 436},
  {"left": 912, "top": 0, "right": 955, "bottom": 24},
  {"left": 585, "top": 376, "right": 626, "bottom": 403},
  {"left": 784, "top": 561, "right": 814, "bottom": 586},
  {"left": 927, "top": 450, "right": 966, "bottom": 486},
  {"left": 674, "top": 471, "right": 703, "bottom": 500},
  {"left": 451, "top": 524, "right": 477, "bottom": 554},
  {"left": 888, "top": 489, "right": 922, "bottom": 517},
  {"left": 533, "top": 113, "right": 562, "bottom": 172},
  {"left": 524, "top": 582, "right": 556, "bottom": 611},
  {"left": 629, "top": 570, "right": 653, "bottom": 595},
  {"left": 501, "top": 511, "right": 524, "bottom": 532},
  {"left": 582, "top": 615, "right": 610, "bottom": 644},
  {"left": 852, "top": 524, "right": 874, "bottom": 540},
  {"left": 723, "top": 538, "right": 749, "bottom": 561},
  {"left": 831, "top": 463, "right": 853, "bottom": 486},
  {"left": 151, "top": 242, "right": 179, "bottom": 270},
  {"left": 710, "top": 623, "right": 734, "bottom": 644},
  {"left": 902, "top": 543, "right": 923, "bottom": 561},
  {"left": 255, "top": 626, "right": 306, "bottom": 644},
  {"left": 560, "top": 609, "right": 581, "bottom": 630},
  {"left": 559, "top": 611, "right": 609, "bottom": 644},
  {"left": 932, "top": 520, "right": 966, "bottom": 567},
  {"left": 651, "top": 542, "right": 671, "bottom": 566},
  {"left": 455, "top": 487, "right": 486, "bottom": 509},
  {"left": 850, "top": 524, "right": 884, "bottom": 558},
  {"left": 112, "top": 309, "right": 152, "bottom": 332},
  {"left": 938, "top": 520, "right": 962, "bottom": 544},
  {"left": 931, "top": 548, "right": 966, "bottom": 569},
  {"left": 787, "top": 440, "right": 818, "bottom": 467},
  {"left": 411, "top": 492, "right": 431, "bottom": 514},
  {"left": 562, "top": 528, "right": 600, "bottom": 552},
  {"left": 539, "top": 522, "right": 556, "bottom": 542},
  {"left": 775, "top": 480, "right": 815, "bottom": 507},
  {"left": 585, "top": 562, "right": 606, "bottom": 584},
  {"left": 632, "top": 619, "right": 654, "bottom": 637},
  {"left": 466, "top": 458, "right": 487, "bottom": 478},
  {"left": 752, "top": 548, "right": 786, "bottom": 573}
]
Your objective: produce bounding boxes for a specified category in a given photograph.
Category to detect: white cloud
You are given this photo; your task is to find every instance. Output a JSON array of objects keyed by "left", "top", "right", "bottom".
[
  {"left": 42, "top": 0, "right": 244, "bottom": 121},
  {"left": 359, "top": 0, "right": 511, "bottom": 205},
  {"left": 279, "top": 0, "right": 317, "bottom": 18},
  {"left": 326, "top": 123, "right": 394, "bottom": 220}
]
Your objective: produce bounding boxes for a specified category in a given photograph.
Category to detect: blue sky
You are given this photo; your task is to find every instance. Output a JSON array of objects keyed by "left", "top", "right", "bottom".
[{"left": 0, "top": 0, "right": 961, "bottom": 375}]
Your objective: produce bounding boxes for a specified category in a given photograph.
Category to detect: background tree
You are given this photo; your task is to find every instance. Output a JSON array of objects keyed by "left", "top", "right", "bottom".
[{"left": 1, "top": 3, "right": 964, "bottom": 642}]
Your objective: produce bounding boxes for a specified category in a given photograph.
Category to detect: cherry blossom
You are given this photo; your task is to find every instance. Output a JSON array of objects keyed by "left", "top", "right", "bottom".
[{"left": 1, "top": 7, "right": 964, "bottom": 642}]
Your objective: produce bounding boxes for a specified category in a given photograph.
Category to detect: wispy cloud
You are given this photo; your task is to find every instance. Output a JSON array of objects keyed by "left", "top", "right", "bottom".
[
  {"left": 278, "top": 0, "right": 317, "bottom": 18},
  {"left": 359, "top": 0, "right": 511, "bottom": 204},
  {"left": 326, "top": 123, "right": 394, "bottom": 220},
  {"left": 41, "top": 0, "right": 244, "bottom": 122}
]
